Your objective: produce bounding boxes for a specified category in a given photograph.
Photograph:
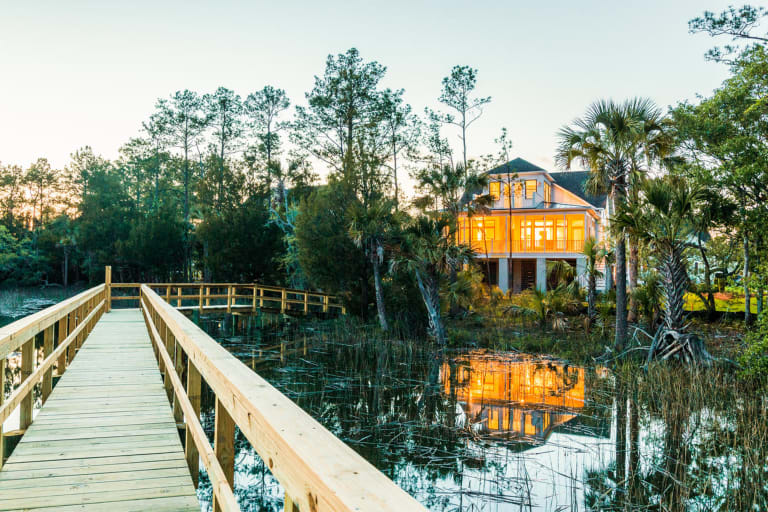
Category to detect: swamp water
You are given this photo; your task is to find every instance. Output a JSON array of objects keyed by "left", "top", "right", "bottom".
[{"left": 193, "top": 313, "right": 766, "bottom": 512}]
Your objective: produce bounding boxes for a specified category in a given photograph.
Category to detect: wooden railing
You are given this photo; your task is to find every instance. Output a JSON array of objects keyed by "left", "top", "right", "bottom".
[
  {"left": 108, "top": 280, "right": 344, "bottom": 315},
  {"left": 0, "top": 285, "right": 106, "bottom": 468},
  {"left": 468, "top": 238, "right": 586, "bottom": 254},
  {"left": 139, "top": 284, "right": 424, "bottom": 512}
]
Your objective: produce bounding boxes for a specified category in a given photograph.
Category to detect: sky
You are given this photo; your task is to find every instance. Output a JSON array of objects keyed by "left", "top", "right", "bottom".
[{"left": 0, "top": 0, "right": 736, "bottom": 180}]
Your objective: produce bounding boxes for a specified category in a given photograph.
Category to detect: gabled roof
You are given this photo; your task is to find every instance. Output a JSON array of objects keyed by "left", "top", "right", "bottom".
[
  {"left": 549, "top": 171, "right": 607, "bottom": 209},
  {"left": 485, "top": 157, "right": 607, "bottom": 209},
  {"left": 487, "top": 157, "right": 547, "bottom": 175}
]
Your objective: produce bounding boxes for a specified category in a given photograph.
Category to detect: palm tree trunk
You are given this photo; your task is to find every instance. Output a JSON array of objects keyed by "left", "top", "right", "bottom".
[
  {"left": 371, "top": 243, "right": 389, "bottom": 332},
  {"left": 415, "top": 271, "right": 446, "bottom": 346},
  {"left": 615, "top": 235, "right": 628, "bottom": 350},
  {"left": 627, "top": 237, "right": 639, "bottom": 322},
  {"left": 661, "top": 245, "right": 688, "bottom": 331}
]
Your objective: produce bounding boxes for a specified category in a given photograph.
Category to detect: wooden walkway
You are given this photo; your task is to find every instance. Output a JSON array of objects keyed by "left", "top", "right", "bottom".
[{"left": 0, "top": 309, "right": 199, "bottom": 511}]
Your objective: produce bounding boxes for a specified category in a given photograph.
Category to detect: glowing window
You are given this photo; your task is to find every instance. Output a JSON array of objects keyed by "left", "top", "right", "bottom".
[
  {"left": 489, "top": 182, "right": 501, "bottom": 200},
  {"left": 525, "top": 180, "right": 537, "bottom": 199}
]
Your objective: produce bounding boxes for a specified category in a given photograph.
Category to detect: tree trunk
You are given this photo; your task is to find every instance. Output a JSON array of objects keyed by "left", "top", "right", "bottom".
[
  {"left": 615, "top": 235, "right": 628, "bottom": 351},
  {"left": 661, "top": 245, "right": 688, "bottom": 331},
  {"left": 698, "top": 240, "right": 716, "bottom": 319},
  {"left": 627, "top": 237, "right": 639, "bottom": 323},
  {"left": 63, "top": 249, "right": 69, "bottom": 288},
  {"left": 371, "top": 243, "right": 389, "bottom": 332},
  {"left": 743, "top": 233, "right": 751, "bottom": 324},
  {"left": 415, "top": 271, "right": 446, "bottom": 346},
  {"left": 587, "top": 272, "right": 596, "bottom": 320}
]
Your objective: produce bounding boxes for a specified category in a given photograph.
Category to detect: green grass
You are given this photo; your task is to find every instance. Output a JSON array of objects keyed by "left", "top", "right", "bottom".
[{"left": 684, "top": 292, "right": 759, "bottom": 314}]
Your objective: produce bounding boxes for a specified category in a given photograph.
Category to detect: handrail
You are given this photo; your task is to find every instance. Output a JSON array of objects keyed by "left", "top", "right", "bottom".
[
  {"left": 108, "top": 281, "right": 345, "bottom": 315},
  {"left": 0, "top": 284, "right": 105, "bottom": 470},
  {"left": 141, "top": 303, "right": 239, "bottom": 511},
  {"left": 0, "top": 285, "right": 106, "bottom": 358},
  {"left": 139, "top": 284, "right": 425, "bottom": 512}
]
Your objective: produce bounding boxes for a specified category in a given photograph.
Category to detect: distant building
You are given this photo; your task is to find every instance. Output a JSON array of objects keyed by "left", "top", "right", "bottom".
[{"left": 457, "top": 157, "right": 607, "bottom": 293}]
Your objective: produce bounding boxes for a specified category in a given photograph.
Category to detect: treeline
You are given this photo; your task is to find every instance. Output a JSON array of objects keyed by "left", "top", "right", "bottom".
[{"left": 0, "top": 48, "right": 501, "bottom": 337}]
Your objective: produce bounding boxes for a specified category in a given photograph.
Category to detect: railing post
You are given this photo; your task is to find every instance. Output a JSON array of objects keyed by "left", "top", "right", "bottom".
[
  {"left": 227, "top": 285, "right": 233, "bottom": 314},
  {"left": 285, "top": 493, "right": 298, "bottom": 512},
  {"left": 213, "top": 398, "right": 235, "bottom": 512},
  {"left": 104, "top": 265, "right": 112, "bottom": 313},
  {"left": 20, "top": 338, "right": 34, "bottom": 430},
  {"left": 259, "top": 287, "right": 264, "bottom": 308},
  {"left": 0, "top": 358, "right": 5, "bottom": 470},
  {"left": 173, "top": 342, "right": 183, "bottom": 423},
  {"left": 323, "top": 295, "right": 329, "bottom": 313},
  {"left": 177, "top": 287, "right": 183, "bottom": 308},
  {"left": 252, "top": 285, "right": 257, "bottom": 313},
  {"left": 56, "top": 316, "right": 68, "bottom": 375},
  {"left": 199, "top": 286, "right": 204, "bottom": 313},
  {"left": 67, "top": 311, "right": 77, "bottom": 363},
  {"left": 205, "top": 287, "right": 211, "bottom": 307},
  {"left": 281, "top": 289, "right": 287, "bottom": 314},
  {"left": 303, "top": 293, "right": 308, "bottom": 314},
  {"left": 166, "top": 285, "right": 171, "bottom": 303},
  {"left": 186, "top": 360, "right": 201, "bottom": 487},
  {"left": 42, "top": 325, "right": 54, "bottom": 403},
  {"left": 163, "top": 327, "right": 174, "bottom": 402}
]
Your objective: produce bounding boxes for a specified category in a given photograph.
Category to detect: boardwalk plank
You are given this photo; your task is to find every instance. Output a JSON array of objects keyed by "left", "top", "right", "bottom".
[{"left": 0, "top": 309, "right": 199, "bottom": 511}]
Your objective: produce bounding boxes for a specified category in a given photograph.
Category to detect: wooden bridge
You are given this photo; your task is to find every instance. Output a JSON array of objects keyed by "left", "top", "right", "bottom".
[{"left": 0, "top": 269, "right": 425, "bottom": 511}]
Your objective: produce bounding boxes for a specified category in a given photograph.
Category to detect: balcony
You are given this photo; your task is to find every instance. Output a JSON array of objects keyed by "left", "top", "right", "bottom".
[{"left": 468, "top": 239, "right": 585, "bottom": 255}]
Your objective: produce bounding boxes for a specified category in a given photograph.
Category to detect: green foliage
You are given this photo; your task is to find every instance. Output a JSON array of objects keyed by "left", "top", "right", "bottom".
[
  {"left": 739, "top": 312, "right": 768, "bottom": 379},
  {"left": 294, "top": 183, "right": 368, "bottom": 311},
  {"left": 195, "top": 196, "right": 283, "bottom": 283}
]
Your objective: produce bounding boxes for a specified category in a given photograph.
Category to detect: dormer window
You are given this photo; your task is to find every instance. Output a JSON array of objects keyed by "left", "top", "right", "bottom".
[
  {"left": 525, "top": 180, "right": 537, "bottom": 199},
  {"left": 489, "top": 182, "right": 501, "bottom": 201}
]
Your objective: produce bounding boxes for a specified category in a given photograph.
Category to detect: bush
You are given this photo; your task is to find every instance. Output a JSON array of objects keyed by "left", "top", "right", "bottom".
[{"left": 739, "top": 312, "right": 768, "bottom": 380}]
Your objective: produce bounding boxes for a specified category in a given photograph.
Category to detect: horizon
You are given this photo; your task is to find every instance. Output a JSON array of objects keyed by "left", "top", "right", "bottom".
[{"left": 0, "top": 1, "right": 734, "bottom": 178}]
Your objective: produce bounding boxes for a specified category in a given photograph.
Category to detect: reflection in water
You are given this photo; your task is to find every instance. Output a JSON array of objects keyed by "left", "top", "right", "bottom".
[
  {"left": 193, "top": 314, "right": 616, "bottom": 511},
  {"left": 443, "top": 353, "right": 585, "bottom": 441},
  {"left": 192, "top": 313, "right": 768, "bottom": 511}
]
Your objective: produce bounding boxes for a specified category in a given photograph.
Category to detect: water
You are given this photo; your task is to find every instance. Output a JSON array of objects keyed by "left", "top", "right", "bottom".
[{"left": 192, "top": 313, "right": 625, "bottom": 511}]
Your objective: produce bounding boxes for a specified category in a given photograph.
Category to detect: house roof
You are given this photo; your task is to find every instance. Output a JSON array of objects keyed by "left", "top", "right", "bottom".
[
  {"left": 486, "top": 157, "right": 608, "bottom": 209},
  {"left": 487, "top": 157, "right": 547, "bottom": 175},
  {"left": 548, "top": 171, "right": 607, "bottom": 209}
]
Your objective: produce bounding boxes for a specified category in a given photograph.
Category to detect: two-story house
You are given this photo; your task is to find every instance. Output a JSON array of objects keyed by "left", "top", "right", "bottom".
[{"left": 457, "top": 157, "right": 607, "bottom": 293}]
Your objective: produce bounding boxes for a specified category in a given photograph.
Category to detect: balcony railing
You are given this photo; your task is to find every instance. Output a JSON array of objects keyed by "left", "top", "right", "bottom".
[{"left": 467, "top": 239, "right": 585, "bottom": 254}]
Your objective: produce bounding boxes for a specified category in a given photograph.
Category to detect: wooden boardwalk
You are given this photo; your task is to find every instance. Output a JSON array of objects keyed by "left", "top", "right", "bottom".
[{"left": 0, "top": 309, "right": 199, "bottom": 511}]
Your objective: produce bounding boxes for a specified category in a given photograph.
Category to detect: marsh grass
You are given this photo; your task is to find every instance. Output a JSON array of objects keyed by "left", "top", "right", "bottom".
[
  {"left": 585, "top": 361, "right": 768, "bottom": 511},
  {"left": 193, "top": 309, "right": 764, "bottom": 511},
  {"left": 0, "top": 286, "right": 82, "bottom": 326}
]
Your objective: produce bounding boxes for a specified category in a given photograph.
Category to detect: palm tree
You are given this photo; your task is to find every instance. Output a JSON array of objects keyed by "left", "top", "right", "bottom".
[
  {"left": 394, "top": 215, "right": 474, "bottom": 345},
  {"left": 556, "top": 98, "right": 674, "bottom": 351},
  {"left": 349, "top": 196, "right": 400, "bottom": 332},
  {"left": 613, "top": 176, "right": 712, "bottom": 364},
  {"left": 582, "top": 236, "right": 604, "bottom": 321}
]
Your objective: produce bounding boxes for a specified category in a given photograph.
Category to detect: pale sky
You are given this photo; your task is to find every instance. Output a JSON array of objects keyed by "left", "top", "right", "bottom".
[{"left": 0, "top": 1, "right": 734, "bottom": 177}]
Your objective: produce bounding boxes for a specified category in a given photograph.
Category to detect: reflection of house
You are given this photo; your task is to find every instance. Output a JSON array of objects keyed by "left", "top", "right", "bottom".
[
  {"left": 457, "top": 158, "right": 607, "bottom": 293},
  {"left": 442, "top": 352, "right": 585, "bottom": 442}
]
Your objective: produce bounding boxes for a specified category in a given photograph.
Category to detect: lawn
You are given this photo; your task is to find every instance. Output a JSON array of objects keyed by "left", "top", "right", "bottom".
[{"left": 684, "top": 292, "right": 759, "bottom": 314}]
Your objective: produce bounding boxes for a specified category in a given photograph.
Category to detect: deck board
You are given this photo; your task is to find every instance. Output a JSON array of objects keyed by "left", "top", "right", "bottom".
[{"left": 0, "top": 309, "right": 200, "bottom": 511}]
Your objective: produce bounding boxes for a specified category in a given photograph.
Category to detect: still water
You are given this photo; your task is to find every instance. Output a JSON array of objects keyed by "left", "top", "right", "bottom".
[{"left": 193, "top": 314, "right": 619, "bottom": 511}]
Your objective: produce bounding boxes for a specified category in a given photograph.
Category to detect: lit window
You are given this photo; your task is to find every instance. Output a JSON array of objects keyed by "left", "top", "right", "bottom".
[
  {"left": 489, "top": 182, "right": 500, "bottom": 200},
  {"left": 525, "top": 180, "right": 537, "bottom": 199},
  {"left": 544, "top": 184, "right": 551, "bottom": 203}
]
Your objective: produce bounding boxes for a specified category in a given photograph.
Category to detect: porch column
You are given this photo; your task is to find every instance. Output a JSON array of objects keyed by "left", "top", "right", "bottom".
[
  {"left": 498, "top": 258, "right": 509, "bottom": 294},
  {"left": 512, "top": 260, "right": 522, "bottom": 293},
  {"left": 536, "top": 258, "right": 547, "bottom": 293}
]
